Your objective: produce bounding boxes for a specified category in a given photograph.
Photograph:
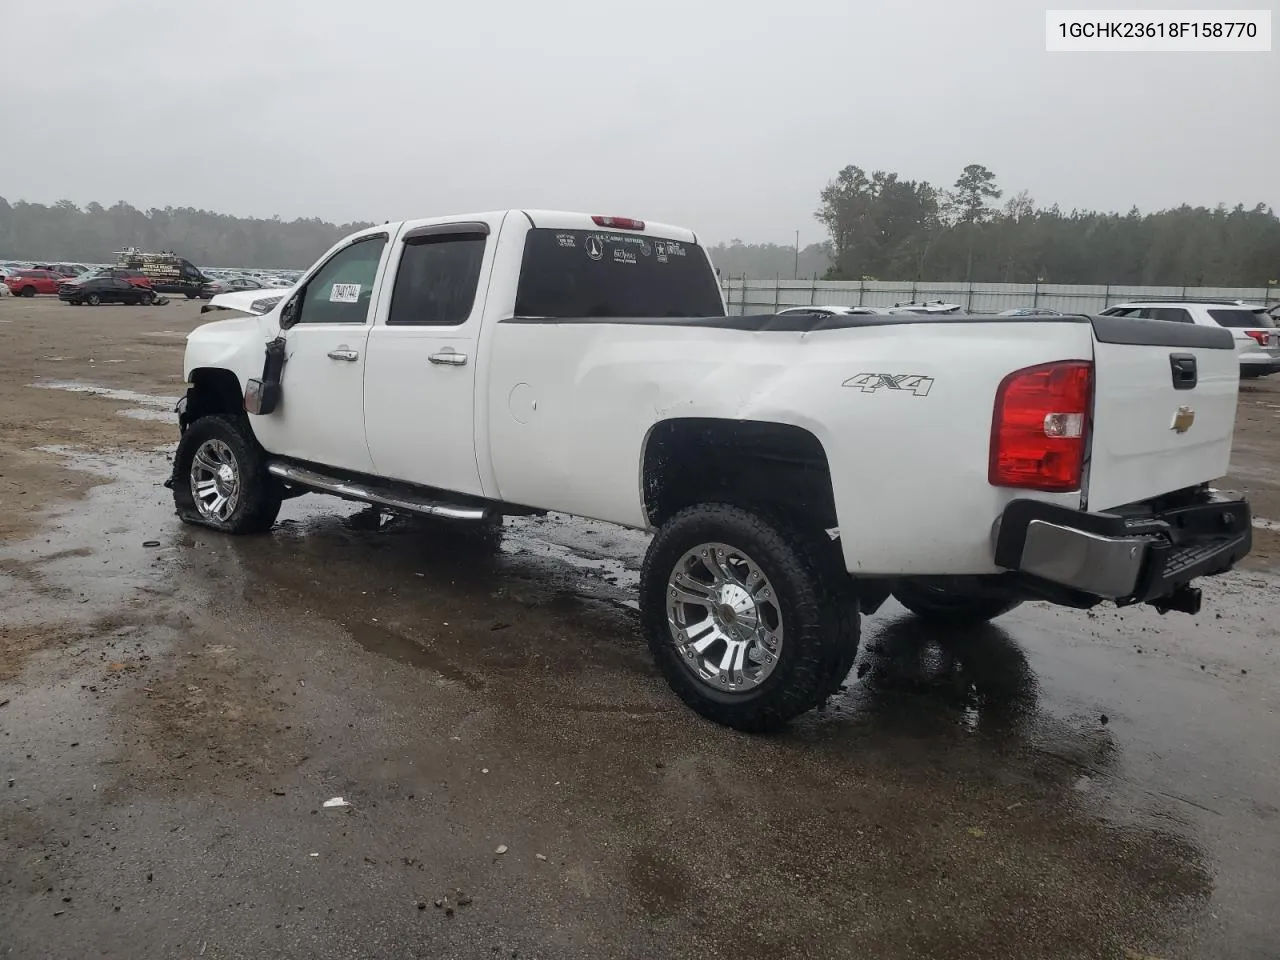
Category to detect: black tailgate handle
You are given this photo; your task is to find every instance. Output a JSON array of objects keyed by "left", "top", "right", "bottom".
[{"left": 1170, "top": 353, "right": 1197, "bottom": 390}]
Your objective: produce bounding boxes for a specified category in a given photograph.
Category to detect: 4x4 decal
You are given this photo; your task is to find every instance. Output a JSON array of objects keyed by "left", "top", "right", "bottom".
[{"left": 842, "top": 373, "right": 934, "bottom": 397}]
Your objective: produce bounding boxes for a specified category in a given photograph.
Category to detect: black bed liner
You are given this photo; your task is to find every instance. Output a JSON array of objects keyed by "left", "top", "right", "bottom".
[{"left": 504, "top": 311, "right": 1235, "bottom": 348}]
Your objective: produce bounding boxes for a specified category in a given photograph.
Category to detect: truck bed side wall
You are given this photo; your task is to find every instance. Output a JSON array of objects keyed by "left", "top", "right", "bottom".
[{"left": 484, "top": 320, "right": 1094, "bottom": 576}]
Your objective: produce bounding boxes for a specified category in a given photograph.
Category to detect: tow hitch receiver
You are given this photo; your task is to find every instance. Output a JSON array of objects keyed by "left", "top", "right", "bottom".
[{"left": 1149, "top": 585, "right": 1202, "bottom": 616}]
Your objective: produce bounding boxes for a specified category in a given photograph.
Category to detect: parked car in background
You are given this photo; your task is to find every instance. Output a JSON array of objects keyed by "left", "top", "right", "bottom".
[
  {"left": 775, "top": 305, "right": 893, "bottom": 318},
  {"left": 4, "top": 269, "right": 65, "bottom": 296},
  {"left": 1100, "top": 299, "right": 1280, "bottom": 377},
  {"left": 33, "top": 262, "right": 88, "bottom": 278},
  {"left": 72, "top": 267, "right": 153, "bottom": 289},
  {"left": 113, "top": 247, "right": 209, "bottom": 298},
  {"left": 58, "top": 276, "right": 157, "bottom": 306},
  {"left": 998, "top": 307, "right": 1066, "bottom": 317},
  {"left": 199, "top": 275, "right": 265, "bottom": 298},
  {"left": 891, "top": 299, "right": 961, "bottom": 314}
]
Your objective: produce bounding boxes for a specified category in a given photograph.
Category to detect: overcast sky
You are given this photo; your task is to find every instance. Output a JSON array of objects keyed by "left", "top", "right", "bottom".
[{"left": 1, "top": 0, "right": 1275, "bottom": 245}]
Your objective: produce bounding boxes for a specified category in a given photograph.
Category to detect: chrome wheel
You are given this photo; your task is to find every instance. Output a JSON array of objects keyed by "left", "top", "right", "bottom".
[
  {"left": 189, "top": 438, "right": 241, "bottom": 523},
  {"left": 666, "top": 542, "right": 784, "bottom": 693}
]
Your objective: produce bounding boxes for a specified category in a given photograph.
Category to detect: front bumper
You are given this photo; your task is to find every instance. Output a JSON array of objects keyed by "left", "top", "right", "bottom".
[{"left": 995, "top": 493, "right": 1251, "bottom": 608}]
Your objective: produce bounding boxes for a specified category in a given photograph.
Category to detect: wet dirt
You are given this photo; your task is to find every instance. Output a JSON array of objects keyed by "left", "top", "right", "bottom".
[{"left": 2, "top": 298, "right": 1280, "bottom": 959}]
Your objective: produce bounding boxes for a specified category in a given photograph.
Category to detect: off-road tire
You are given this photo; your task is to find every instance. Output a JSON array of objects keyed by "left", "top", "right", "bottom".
[
  {"left": 893, "top": 580, "right": 1022, "bottom": 626},
  {"left": 173, "top": 414, "right": 282, "bottom": 534},
  {"left": 640, "top": 503, "right": 860, "bottom": 732}
]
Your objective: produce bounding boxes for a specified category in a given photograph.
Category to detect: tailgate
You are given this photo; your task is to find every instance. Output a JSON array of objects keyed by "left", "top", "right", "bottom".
[{"left": 1086, "top": 315, "right": 1238, "bottom": 512}]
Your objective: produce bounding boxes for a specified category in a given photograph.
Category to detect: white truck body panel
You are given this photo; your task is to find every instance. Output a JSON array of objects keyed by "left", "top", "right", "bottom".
[
  {"left": 1086, "top": 339, "right": 1239, "bottom": 512},
  {"left": 485, "top": 320, "right": 1090, "bottom": 574},
  {"left": 182, "top": 209, "right": 1243, "bottom": 580}
]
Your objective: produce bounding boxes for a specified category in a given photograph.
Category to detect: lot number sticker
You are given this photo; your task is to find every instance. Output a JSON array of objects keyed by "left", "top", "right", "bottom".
[{"left": 330, "top": 283, "right": 361, "bottom": 303}]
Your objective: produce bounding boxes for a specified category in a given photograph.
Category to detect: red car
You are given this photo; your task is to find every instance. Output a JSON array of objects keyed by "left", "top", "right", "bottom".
[{"left": 4, "top": 269, "right": 65, "bottom": 297}]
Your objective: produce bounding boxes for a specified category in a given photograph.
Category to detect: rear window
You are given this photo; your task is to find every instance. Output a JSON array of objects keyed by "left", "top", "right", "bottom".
[
  {"left": 1209, "top": 308, "right": 1275, "bottom": 329},
  {"left": 514, "top": 229, "right": 724, "bottom": 319}
]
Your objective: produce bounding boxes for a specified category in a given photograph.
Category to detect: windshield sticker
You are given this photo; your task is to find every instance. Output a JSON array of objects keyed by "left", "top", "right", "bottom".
[
  {"left": 329, "top": 283, "right": 361, "bottom": 303},
  {"left": 613, "top": 247, "right": 637, "bottom": 265},
  {"left": 639, "top": 240, "right": 652, "bottom": 257},
  {"left": 556, "top": 233, "right": 576, "bottom": 249},
  {"left": 585, "top": 236, "right": 604, "bottom": 261}
]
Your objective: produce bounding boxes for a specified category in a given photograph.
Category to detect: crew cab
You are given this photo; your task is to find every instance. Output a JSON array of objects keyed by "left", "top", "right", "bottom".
[{"left": 171, "top": 210, "right": 1252, "bottom": 731}]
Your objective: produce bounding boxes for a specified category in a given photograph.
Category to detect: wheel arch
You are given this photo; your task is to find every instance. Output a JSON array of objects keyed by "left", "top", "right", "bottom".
[
  {"left": 181, "top": 367, "right": 244, "bottom": 432},
  {"left": 640, "top": 417, "right": 839, "bottom": 534}
]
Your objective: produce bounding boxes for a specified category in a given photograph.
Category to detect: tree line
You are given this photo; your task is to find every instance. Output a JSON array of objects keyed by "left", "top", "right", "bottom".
[
  {"left": 811, "top": 163, "right": 1279, "bottom": 287},
  {"left": 3, "top": 180, "right": 1277, "bottom": 286},
  {"left": 0, "top": 197, "right": 373, "bottom": 269}
]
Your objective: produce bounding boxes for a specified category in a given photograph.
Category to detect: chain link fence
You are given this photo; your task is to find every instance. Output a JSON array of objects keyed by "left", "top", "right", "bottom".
[{"left": 719, "top": 277, "right": 1279, "bottom": 316}]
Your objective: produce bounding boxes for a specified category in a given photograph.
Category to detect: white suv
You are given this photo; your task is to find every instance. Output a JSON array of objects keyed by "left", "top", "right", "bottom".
[{"left": 1100, "top": 300, "right": 1280, "bottom": 378}]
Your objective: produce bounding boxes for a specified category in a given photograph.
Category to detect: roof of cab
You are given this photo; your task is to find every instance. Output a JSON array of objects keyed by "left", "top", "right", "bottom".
[{"left": 354, "top": 210, "right": 699, "bottom": 245}]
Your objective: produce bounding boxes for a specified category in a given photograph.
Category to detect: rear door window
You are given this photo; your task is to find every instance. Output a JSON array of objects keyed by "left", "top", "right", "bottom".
[
  {"left": 1139, "top": 307, "right": 1193, "bottom": 323},
  {"left": 514, "top": 229, "right": 724, "bottom": 319},
  {"left": 388, "top": 234, "right": 486, "bottom": 326}
]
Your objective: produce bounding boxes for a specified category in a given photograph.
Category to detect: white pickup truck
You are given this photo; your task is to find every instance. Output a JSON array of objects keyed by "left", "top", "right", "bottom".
[{"left": 173, "top": 210, "right": 1253, "bottom": 731}]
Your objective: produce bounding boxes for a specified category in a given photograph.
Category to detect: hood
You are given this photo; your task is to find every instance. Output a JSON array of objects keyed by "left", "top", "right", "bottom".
[{"left": 200, "top": 287, "right": 290, "bottom": 317}]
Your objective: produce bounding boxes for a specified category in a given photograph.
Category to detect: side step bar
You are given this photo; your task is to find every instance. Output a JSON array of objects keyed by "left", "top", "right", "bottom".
[{"left": 266, "top": 461, "right": 491, "bottom": 522}]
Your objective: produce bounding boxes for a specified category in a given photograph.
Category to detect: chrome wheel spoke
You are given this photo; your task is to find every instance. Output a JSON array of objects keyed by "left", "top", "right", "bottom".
[
  {"left": 670, "top": 574, "right": 715, "bottom": 608},
  {"left": 702, "top": 548, "right": 734, "bottom": 585},
  {"left": 687, "top": 622, "right": 720, "bottom": 655}
]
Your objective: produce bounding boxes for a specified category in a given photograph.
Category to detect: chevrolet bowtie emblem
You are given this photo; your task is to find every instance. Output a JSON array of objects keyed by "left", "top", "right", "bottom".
[{"left": 1172, "top": 406, "right": 1195, "bottom": 433}]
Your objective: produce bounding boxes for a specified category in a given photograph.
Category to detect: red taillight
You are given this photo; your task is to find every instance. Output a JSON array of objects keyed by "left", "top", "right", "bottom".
[
  {"left": 1244, "top": 330, "right": 1269, "bottom": 346},
  {"left": 591, "top": 215, "right": 645, "bottom": 231},
  {"left": 990, "top": 360, "right": 1092, "bottom": 492}
]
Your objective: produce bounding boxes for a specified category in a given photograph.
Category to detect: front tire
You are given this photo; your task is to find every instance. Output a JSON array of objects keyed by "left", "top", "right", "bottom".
[
  {"left": 893, "top": 580, "right": 1022, "bottom": 626},
  {"left": 86, "top": 293, "right": 101, "bottom": 305},
  {"left": 640, "top": 503, "right": 859, "bottom": 732},
  {"left": 173, "top": 414, "right": 282, "bottom": 533}
]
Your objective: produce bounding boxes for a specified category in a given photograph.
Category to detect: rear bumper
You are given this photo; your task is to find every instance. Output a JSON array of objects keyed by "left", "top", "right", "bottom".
[
  {"left": 1240, "top": 357, "right": 1280, "bottom": 377},
  {"left": 994, "top": 494, "right": 1251, "bottom": 607}
]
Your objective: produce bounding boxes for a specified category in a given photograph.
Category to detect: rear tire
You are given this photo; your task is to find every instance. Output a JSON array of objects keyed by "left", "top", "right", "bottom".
[
  {"left": 893, "top": 580, "right": 1022, "bottom": 626},
  {"left": 141, "top": 290, "right": 156, "bottom": 306},
  {"left": 173, "top": 414, "right": 282, "bottom": 534},
  {"left": 640, "top": 503, "right": 859, "bottom": 732},
  {"left": 20, "top": 286, "right": 36, "bottom": 297}
]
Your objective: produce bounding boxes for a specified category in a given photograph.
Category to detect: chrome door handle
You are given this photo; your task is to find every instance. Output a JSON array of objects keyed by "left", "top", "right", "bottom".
[
  {"left": 327, "top": 349, "right": 359, "bottom": 362},
  {"left": 429, "top": 351, "right": 468, "bottom": 366}
]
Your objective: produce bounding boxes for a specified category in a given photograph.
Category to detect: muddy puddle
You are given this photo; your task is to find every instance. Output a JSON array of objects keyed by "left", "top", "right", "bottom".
[{"left": 30, "top": 380, "right": 179, "bottom": 424}]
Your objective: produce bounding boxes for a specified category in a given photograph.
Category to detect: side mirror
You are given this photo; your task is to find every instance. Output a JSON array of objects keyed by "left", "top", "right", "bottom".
[{"left": 279, "top": 297, "right": 299, "bottom": 329}]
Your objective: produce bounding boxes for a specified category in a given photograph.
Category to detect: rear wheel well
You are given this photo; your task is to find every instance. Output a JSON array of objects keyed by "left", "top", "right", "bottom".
[
  {"left": 181, "top": 368, "right": 244, "bottom": 431},
  {"left": 642, "top": 419, "right": 839, "bottom": 535}
]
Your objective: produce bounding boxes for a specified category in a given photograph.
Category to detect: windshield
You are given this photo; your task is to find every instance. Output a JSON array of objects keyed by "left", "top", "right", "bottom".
[
  {"left": 514, "top": 229, "right": 724, "bottom": 319},
  {"left": 1209, "top": 308, "right": 1276, "bottom": 329}
]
